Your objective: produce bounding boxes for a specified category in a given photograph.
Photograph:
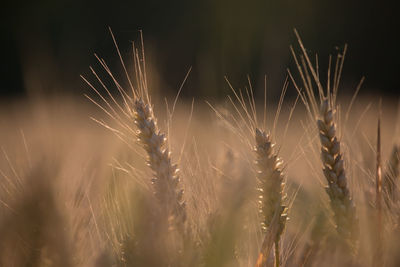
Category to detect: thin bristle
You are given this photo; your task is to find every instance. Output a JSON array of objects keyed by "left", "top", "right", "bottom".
[
  {"left": 383, "top": 145, "right": 400, "bottom": 207},
  {"left": 376, "top": 115, "right": 382, "bottom": 209},
  {"left": 374, "top": 113, "right": 383, "bottom": 266}
]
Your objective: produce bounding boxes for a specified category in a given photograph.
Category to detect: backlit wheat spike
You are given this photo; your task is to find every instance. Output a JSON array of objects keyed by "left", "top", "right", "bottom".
[
  {"left": 318, "top": 99, "right": 358, "bottom": 246},
  {"left": 133, "top": 98, "right": 186, "bottom": 230},
  {"left": 290, "top": 31, "right": 359, "bottom": 250},
  {"left": 255, "top": 128, "right": 287, "bottom": 267}
]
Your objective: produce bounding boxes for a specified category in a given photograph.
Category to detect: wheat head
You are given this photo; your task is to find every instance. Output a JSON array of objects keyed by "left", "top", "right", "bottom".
[
  {"left": 255, "top": 128, "right": 287, "bottom": 237},
  {"left": 318, "top": 99, "right": 358, "bottom": 246},
  {"left": 254, "top": 128, "right": 287, "bottom": 267},
  {"left": 133, "top": 98, "right": 186, "bottom": 231}
]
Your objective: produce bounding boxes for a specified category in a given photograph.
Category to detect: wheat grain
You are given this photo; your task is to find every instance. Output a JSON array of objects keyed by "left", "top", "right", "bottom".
[
  {"left": 318, "top": 99, "right": 358, "bottom": 247},
  {"left": 254, "top": 128, "right": 287, "bottom": 267},
  {"left": 133, "top": 98, "right": 186, "bottom": 231}
]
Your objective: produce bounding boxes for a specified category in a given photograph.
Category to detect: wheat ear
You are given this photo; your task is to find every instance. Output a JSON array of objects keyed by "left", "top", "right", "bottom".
[
  {"left": 289, "top": 30, "right": 359, "bottom": 250},
  {"left": 318, "top": 99, "right": 358, "bottom": 246},
  {"left": 133, "top": 98, "right": 186, "bottom": 230},
  {"left": 255, "top": 128, "right": 287, "bottom": 267}
]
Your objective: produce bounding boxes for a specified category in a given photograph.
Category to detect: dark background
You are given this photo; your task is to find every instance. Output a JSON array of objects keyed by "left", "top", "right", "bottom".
[{"left": 1, "top": 0, "right": 398, "bottom": 100}]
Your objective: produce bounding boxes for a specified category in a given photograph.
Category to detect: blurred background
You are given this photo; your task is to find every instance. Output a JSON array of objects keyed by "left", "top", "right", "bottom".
[{"left": 1, "top": 0, "right": 399, "bottom": 100}]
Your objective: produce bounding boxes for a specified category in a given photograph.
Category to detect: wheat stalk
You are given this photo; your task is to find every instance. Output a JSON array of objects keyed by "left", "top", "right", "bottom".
[
  {"left": 255, "top": 205, "right": 282, "bottom": 267},
  {"left": 289, "top": 30, "right": 359, "bottom": 251},
  {"left": 254, "top": 128, "right": 287, "bottom": 267},
  {"left": 318, "top": 99, "right": 358, "bottom": 247},
  {"left": 373, "top": 116, "right": 383, "bottom": 266},
  {"left": 133, "top": 98, "right": 186, "bottom": 231},
  {"left": 84, "top": 29, "right": 188, "bottom": 233}
]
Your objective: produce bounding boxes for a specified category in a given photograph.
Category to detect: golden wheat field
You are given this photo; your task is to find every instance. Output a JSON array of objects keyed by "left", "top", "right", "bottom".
[{"left": 1, "top": 32, "right": 400, "bottom": 267}]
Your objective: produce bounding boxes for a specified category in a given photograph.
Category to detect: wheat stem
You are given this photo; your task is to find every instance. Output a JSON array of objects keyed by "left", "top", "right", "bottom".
[
  {"left": 274, "top": 241, "right": 280, "bottom": 267},
  {"left": 374, "top": 116, "right": 383, "bottom": 266}
]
